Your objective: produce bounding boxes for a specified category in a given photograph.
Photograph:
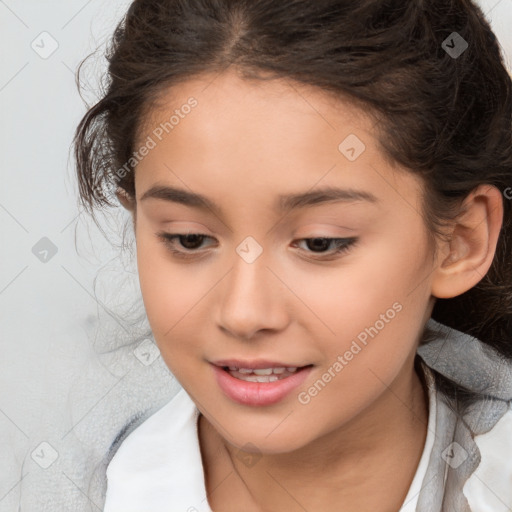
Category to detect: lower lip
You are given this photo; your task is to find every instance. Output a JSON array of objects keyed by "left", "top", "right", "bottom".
[{"left": 211, "top": 364, "right": 313, "bottom": 406}]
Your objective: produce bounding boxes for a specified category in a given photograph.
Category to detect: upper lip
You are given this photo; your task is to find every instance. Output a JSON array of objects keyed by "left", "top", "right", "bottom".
[{"left": 211, "top": 359, "right": 310, "bottom": 369}]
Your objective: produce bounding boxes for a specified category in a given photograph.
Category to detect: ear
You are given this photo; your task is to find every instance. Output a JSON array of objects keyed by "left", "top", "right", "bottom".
[
  {"left": 116, "top": 187, "right": 137, "bottom": 232},
  {"left": 431, "top": 184, "right": 504, "bottom": 299},
  {"left": 116, "top": 187, "right": 136, "bottom": 212}
]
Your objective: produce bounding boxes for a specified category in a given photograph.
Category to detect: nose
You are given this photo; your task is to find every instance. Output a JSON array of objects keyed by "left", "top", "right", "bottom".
[{"left": 215, "top": 254, "right": 290, "bottom": 341}]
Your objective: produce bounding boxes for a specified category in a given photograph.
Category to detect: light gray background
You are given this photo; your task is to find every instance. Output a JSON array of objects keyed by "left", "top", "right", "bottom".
[{"left": 1, "top": 0, "right": 511, "bottom": 510}]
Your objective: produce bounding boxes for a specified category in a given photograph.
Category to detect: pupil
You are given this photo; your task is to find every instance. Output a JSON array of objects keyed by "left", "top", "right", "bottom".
[
  {"left": 308, "top": 238, "right": 329, "bottom": 252},
  {"left": 181, "top": 234, "right": 204, "bottom": 249}
]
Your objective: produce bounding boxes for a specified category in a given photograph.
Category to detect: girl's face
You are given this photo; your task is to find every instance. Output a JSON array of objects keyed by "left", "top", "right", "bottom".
[{"left": 132, "top": 70, "right": 438, "bottom": 453}]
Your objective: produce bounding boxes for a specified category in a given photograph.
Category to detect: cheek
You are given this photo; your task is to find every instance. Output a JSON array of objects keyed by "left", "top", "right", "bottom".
[
  {"left": 295, "top": 233, "right": 428, "bottom": 335},
  {"left": 299, "top": 228, "right": 431, "bottom": 378},
  {"left": 135, "top": 229, "right": 202, "bottom": 340},
  {"left": 135, "top": 226, "right": 224, "bottom": 384}
]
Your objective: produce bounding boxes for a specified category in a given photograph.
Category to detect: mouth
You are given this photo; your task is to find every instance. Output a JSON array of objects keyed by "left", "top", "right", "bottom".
[
  {"left": 220, "top": 365, "right": 311, "bottom": 382},
  {"left": 210, "top": 360, "right": 314, "bottom": 406}
]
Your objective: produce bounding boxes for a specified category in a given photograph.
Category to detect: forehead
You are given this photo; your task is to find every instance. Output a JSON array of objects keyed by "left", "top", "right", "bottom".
[
  {"left": 138, "top": 69, "right": 370, "bottom": 146},
  {"left": 134, "top": 70, "right": 425, "bottom": 216}
]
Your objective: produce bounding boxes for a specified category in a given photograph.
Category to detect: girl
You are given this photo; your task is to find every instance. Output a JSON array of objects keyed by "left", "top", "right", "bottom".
[{"left": 73, "top": 0, "right": 512, "bottom": 510}]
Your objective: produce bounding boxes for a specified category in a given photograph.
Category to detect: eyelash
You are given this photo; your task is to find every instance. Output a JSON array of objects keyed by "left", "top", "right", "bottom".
[{"left": 156, "top": 232, "right": 358, "bottom": 261}]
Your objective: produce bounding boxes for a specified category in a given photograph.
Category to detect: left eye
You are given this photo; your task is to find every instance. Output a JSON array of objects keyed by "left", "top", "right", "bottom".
[
  {"left": 156, "top": 232, "right": 358, "bottom": 260},
  {"left": 292, "top": 237, "right": 357, "bottom": 258}
]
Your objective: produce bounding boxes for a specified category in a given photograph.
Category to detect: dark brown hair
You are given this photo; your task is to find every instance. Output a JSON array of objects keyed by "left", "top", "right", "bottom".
[{"left": 73, "top": 0, "right": 512, "bottom": 404}]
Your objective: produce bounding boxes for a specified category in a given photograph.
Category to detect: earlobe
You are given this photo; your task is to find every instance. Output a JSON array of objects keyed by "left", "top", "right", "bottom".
[{"left": 431, "top": 185, "right": 504, "bottom": 299}]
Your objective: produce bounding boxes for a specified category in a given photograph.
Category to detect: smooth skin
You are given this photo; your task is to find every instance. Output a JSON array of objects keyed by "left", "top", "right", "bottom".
[{"left": 118, "top": 68, "right": 503, "bottom": 511}]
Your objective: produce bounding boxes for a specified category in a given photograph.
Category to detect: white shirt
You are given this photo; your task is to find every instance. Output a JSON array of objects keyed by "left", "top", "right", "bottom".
[{"left": 104, "top": 367, "right": 512, "bottom": 512}]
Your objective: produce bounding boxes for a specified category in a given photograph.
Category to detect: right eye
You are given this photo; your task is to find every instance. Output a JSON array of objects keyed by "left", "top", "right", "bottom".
[{"left": 156, "top": 232, "right": 217, "bottom": 259}]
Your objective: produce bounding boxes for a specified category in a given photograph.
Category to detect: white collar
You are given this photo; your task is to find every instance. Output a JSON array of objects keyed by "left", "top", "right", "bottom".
[
  {"left": 400, "top": 363, "right": 438, "bottom": 510},
  {"left": 104, "top": 365, "right": 437, "bottom": 512},
  {"left": 104, "top": 387, "right": 212, "bottom": 512}
]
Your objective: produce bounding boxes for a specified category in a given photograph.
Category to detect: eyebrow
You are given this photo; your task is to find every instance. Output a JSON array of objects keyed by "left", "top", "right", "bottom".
[{"left": 140, "top": 184, "right": 379, "bottom": 214}]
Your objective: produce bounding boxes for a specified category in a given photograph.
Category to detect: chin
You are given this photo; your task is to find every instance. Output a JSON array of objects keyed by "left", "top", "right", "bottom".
[{"left": 219, "top": 420, "right": 314, "bottom": 455}]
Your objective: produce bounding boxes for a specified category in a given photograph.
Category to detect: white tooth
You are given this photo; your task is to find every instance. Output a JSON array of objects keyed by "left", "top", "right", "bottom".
[
  {"left": 272, "top": 367, "right": 286, "bottom": 374},
  {"left": 286, "top": 367, "right": 298, "bottom": 372},
  {"left": 228, "top": 366, "right": 237, "bottom": 371},
  {"left": 239, "top": 368, "right": 254, "bottom": 374},
  {"left": 253, "top": 368, "right": 273, "bottom": 376},
  {"left": 237, "top": 374, "right": 261, "bottom": 382},
  {"left": 235, "top": 374, "right": 279, "bottom": 383}
]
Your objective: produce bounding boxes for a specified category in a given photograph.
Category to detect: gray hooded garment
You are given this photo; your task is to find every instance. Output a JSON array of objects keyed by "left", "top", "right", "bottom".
[
  {"left": 13, "top": 317, "right": 512, "bottom": 511},
  {"left": 414, "top": 318, "right": 512, "bottom": 511}
]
